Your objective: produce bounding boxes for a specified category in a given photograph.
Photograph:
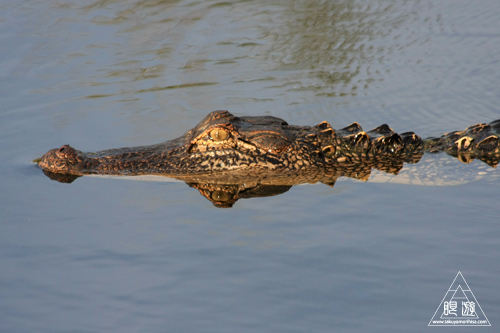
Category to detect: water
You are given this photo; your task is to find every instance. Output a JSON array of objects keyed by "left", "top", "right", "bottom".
[{"left": 1, "top": 0, "right": 499, "bottom": 332}]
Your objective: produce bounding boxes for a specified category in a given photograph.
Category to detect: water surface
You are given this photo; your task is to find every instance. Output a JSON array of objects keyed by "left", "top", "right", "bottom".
[{"left": 1, "top": 0, "right": 499, "bottom": 332}]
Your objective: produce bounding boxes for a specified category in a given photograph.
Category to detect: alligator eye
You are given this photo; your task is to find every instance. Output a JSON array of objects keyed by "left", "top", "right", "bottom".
[
  {"left": 211, "top": 190, "right": 232, "bottom": 202},
  {"left": 210, "top": 128, "right": 229, "bottom": 142}
]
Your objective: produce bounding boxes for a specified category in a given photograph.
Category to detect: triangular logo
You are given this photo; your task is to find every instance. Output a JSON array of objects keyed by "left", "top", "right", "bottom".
[{"left": 429, "top": 271, "right": 491, "bottom": 326}]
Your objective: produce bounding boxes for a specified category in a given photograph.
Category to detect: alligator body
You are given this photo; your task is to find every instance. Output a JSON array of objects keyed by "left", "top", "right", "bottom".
[{"left": 38, "top": 110, "right": 500, "bottom": 207}]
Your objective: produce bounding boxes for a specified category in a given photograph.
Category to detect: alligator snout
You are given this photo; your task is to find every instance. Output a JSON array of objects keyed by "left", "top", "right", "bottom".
[{"left": 38, "top": 145, "right": 82, "bottom": 174}]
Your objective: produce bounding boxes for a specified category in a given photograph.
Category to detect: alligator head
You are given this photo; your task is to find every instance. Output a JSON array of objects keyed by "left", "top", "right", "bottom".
[{"left": 38, "top": 110, "right": 325, "bottom": 177}]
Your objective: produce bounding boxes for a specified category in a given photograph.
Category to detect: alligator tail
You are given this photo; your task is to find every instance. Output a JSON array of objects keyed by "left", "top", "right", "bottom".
[
  {"left": 326, "top": 119, "right": 500, "bottom": 169},
  {"left": 424, "top": 119, "right": 500, "bottom": 167}
]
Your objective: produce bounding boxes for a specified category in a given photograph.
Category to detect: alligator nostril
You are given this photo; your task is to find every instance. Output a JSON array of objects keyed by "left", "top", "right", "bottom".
[{"left": 56, "top": 145, "right": 74, "bottom": 159}]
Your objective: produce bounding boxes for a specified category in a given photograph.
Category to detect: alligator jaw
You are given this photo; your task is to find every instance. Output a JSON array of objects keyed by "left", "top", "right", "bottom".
[{"left": 37, "top": 137, "right": 190, "bottom": 176}]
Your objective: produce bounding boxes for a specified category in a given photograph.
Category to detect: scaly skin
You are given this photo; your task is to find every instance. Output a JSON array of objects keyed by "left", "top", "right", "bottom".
[{"left": 38, "top": 110, "right": 500, "bottom": 178}]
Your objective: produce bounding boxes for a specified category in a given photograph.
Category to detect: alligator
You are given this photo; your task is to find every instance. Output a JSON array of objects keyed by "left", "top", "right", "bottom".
[{"left": 37, "top": 110, "right": 500, "bottom": 207}]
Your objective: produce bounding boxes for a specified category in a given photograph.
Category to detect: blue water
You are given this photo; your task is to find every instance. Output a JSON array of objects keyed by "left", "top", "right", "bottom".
[{"left": 1, "top": 1, "right": 499, "bottom": 332}]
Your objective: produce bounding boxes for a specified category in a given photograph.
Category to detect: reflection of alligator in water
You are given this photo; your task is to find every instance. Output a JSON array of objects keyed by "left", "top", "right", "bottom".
[{"left": 38, "top": 110, "right": 500, "bottom": 207}]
